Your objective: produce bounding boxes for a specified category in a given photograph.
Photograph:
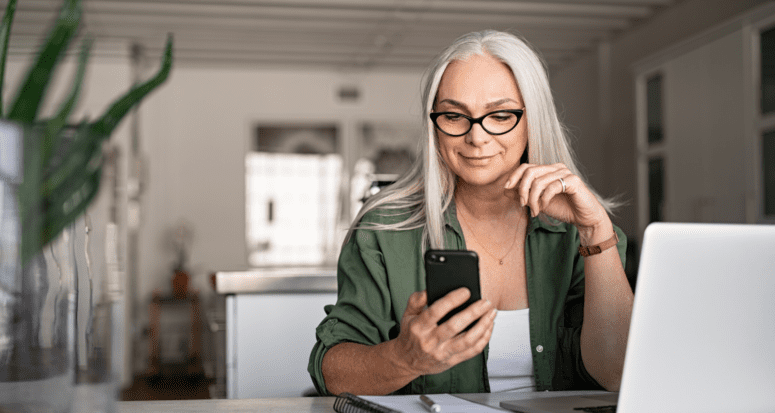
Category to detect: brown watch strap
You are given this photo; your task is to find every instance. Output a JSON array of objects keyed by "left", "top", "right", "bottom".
[{"left": 578, "top": 231, "right": 619, "bottom": 257}]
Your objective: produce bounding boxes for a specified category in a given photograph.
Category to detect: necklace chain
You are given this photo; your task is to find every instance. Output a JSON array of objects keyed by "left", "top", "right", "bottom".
[{"left": 458, "top": 205, "right": 524, "bottom": 265}]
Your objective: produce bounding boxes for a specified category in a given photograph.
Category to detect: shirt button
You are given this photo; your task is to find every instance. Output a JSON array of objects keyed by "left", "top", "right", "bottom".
[{"left": 536, "top": 345, "right": 544, "bottom": 353}]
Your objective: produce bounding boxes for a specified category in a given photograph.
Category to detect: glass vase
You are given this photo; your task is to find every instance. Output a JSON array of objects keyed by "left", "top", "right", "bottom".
[
  {"left": 1, "top": 121, "right": 77, "bottom": 412},
  {"left": 0, "top": 120, "right": 121, "bottom": 413},
  {"left": 70, "top": 214, "right": 121, "bottom": 413}
]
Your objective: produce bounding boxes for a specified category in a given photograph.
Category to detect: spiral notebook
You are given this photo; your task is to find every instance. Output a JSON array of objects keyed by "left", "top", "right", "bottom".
[
  {"left": 333, "top": 393, "right": 402, "bottom": 413},
  {"left": 333, "top": 392, "right": 506, "bottom": 413}
]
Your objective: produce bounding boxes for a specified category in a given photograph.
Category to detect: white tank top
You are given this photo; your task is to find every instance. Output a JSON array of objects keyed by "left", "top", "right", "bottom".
[{"left": 487, "top": 308, "right": 537, "bottom": 392}]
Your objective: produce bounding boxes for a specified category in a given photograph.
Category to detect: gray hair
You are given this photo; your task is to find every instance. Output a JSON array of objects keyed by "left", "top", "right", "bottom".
[{"left": 346, "top": 30, "right": 617, "bottom": 249}]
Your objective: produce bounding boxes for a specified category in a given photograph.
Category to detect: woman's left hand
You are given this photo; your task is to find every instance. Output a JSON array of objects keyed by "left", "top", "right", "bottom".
[{"left": 504, "top": 163, "right": 609, "bottom": 233}]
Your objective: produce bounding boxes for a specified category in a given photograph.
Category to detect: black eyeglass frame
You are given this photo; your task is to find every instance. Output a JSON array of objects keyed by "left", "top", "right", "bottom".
[{"left": 429, "top": 109, "right": 525, "bottom": 137}]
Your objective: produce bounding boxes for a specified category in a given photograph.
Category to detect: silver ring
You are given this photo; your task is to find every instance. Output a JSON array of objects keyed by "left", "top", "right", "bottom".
[{"left": 558, "top": 177, "right": 566, "bottom": 193}]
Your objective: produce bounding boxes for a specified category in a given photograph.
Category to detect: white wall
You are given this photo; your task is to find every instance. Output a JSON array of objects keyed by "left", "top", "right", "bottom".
[
  {"left": 551, "top": 0, "right": 772, "bottom": 239},
  {"left": 137, "top": 66, "right": 424, "bottom": 291}
]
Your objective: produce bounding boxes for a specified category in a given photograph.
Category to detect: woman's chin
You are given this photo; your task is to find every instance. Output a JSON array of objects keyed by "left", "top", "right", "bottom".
[{"left": 456, "top": 171, "right": 506, "bottom": 189}]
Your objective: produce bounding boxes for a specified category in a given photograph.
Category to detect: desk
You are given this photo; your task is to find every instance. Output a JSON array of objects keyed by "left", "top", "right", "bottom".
[{"left": 116, "top": 391, "right": 613, "bottom": 412}]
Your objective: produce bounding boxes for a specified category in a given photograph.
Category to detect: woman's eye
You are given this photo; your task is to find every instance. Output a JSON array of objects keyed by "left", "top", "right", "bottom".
[
  {"left": 443, "top": 114, "right": 464, "bottom": 122},
  {"left": 491, "top": 113, "right": 515, "bottom": 122}
]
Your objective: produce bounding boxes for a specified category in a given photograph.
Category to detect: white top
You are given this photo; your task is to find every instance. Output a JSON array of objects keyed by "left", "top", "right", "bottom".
[{"left": 487, "top": 308, "right": 537, "bottom": 392}]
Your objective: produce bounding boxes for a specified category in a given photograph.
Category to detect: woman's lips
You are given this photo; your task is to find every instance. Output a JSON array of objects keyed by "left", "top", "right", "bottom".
[{"left": 460, "top": 153, "right": 496, "bottom": 165}]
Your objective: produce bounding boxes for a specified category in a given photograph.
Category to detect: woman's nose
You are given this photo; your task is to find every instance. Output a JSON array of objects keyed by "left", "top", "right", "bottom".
[{"left": 465, "top": 123, "right": 491, "bottom": 147}]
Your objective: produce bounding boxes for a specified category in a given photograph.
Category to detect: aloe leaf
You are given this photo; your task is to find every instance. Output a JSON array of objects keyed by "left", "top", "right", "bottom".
[
  {"left": 18, "top": 124, "right": 44, "bottom": 265},
  {"left": 92, "top": 34, "right": 173, "bottom": 137},
  {"left": 41, "top": 125, "right": 101, "bottom": 198},
  {"left": 7, "top": 0, "right": 81, "bottom": 124},
  {"left": 22, "top": 166, "right": 102, "bottom": 264},
  {"left": 41, "top": 167, "right": 101, "bottom": 249},
  {"left": 41, "top": 36, "right": 93, "bottom": 165},
  {"left": 22, "top": 121, "right": 91, "bottom": 226},
  {"left": 21, "top": 123, "right": 102, "bottom": 265},
  {"left": 40, "top": 131, "right": 102, "bottom": 197},
  {"left": 0, "top": 0, "right": 17, "bottom": 116}
]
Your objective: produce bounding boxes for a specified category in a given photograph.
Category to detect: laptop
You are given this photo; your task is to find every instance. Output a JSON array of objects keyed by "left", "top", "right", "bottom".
[{"left": 501, "top": 222, "right": 775, "bottom": 413}]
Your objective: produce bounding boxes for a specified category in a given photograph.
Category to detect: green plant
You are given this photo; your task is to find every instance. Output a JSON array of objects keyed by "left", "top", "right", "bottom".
[{"left": 0, "top": 0, "right": 173, "bottom": 265}]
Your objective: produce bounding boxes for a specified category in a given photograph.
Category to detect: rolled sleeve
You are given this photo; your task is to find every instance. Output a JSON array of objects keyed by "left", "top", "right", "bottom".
[{"left": 307, "top": 228, "right": 398, "bottom": 396}]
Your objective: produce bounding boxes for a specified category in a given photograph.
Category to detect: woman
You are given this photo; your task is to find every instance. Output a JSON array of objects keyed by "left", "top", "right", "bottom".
[{"left": 308, "top": 30, "right": 633, "bottom": 396}]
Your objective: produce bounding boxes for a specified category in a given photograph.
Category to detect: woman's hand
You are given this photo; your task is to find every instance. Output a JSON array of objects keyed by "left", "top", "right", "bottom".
[
  {"left": 504, "top": 163, "right": 610, "bottom": 241},
  {"left": 391, "top": 289, "right": 496, "bottom": 377}
]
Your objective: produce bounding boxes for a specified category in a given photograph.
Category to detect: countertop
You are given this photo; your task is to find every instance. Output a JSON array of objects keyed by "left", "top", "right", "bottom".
[{"left": 215, "top": 267, "right": 337, "bottom": 294}]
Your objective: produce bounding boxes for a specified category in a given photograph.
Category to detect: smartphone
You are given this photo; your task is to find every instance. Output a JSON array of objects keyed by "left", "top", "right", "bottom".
[{"left": 424, "top": 249, "right": 482, "bottom": 329}]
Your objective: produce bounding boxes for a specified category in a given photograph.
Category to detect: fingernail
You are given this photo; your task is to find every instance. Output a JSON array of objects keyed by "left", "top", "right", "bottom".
[{"left": 520, "top": 197, "right": 526, "bottom": 206}]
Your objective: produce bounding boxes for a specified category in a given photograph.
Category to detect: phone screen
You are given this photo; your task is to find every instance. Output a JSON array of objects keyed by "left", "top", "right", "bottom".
[{"left": 424, "top": 249, "right": 481, "bottom": 328}]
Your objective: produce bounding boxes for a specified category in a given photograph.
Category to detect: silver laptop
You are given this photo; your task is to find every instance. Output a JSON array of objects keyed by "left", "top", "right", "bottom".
[{"left": 501, "top": 222, "right": 775, "bottom": 413}]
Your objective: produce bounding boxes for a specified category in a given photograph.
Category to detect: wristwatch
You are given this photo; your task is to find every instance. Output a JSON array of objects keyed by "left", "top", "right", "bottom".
[{"left": 578, "top": 231, "right": 619, "bottom": 257}]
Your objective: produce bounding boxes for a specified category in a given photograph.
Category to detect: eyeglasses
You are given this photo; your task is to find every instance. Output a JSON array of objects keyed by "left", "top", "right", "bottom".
[{"left": 429, "top": 109, "right": 525, "bottom": 137}]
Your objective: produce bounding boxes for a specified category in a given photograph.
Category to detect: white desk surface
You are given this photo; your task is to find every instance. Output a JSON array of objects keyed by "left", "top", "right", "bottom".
[{"left": 116, "top": 390, "right": 613, "bottom": 413}]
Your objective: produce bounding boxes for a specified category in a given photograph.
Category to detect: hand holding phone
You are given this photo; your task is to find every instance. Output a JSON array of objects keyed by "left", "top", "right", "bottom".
[{"left": 392, "top": 253, "right": 494, "bottom": 378}]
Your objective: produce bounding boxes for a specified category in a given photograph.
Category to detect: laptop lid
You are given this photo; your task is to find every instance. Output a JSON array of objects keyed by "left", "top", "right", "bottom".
[
  {"left": 616, "top": 222, "right": 775, "bottom": 412},
  {"left": 501, "top": 223, "right": 775, "bottom": 413}
]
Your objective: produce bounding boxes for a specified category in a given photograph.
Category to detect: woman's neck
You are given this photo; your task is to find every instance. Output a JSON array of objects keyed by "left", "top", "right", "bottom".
[{"left": 455, "top": 178, "right": 519, "bottom": 220}]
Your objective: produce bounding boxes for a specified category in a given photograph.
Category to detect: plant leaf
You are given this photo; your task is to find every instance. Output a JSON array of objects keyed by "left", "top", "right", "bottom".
[
  {"left": 20, "top": 121, "right": 101, "bottom": 264},
  {"left": 0, "top": 0, "right": 18, "bottom": 117},
  {"left": 7, "top": 0, "right": 81, "bottom": 124},
  {"left": 22, "top": 165, "right": 102, "bottom": 265},
  {"left": 91, "top": 33, "right": 173, "bottom": 137},
  {"left": 18, "top": 124, "right": 43, "bottom": 265},
  {"left": 41, "top": 36, "right": 93, "bottom": 166}
]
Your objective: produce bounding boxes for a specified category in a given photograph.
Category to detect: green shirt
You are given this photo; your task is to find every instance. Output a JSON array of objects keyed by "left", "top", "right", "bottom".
[{"left": 308, "top": 201, "right": 626, "bottom": 395}]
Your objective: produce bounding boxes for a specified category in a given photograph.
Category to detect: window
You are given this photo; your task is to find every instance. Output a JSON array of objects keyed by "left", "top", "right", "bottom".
[
  {"left": 759, "top": 24, "right": 775, "bottom": 220},
  {"left": 246, "top": 125, "right": 342, "bottom": 267},
  {"left": 763, "top": 130, "right": 775, "bottom": 216},
  {"left": 645, "top": 72, "right": 666, "bottom": 224},
  {"left": 646, "top": 74, "right": 664, "bottom": 144},
  {"left": 648, "top": 157, "right": 665, "bottom": 223},
  {"left": 761, "top": 26, "right": 775, "bottom": 114}
]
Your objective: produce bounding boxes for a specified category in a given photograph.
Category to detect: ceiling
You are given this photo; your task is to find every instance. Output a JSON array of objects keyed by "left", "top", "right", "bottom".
[{"left": 4, "top": 0, "right": 677, "bottom": 72}]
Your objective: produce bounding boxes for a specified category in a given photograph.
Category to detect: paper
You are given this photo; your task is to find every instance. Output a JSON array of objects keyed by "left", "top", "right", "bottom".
[{"left": 361, "top": 394, "right": 506, "bottom": 413}]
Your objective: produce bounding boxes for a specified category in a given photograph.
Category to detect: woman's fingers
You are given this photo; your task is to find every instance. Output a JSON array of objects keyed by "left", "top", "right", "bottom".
[
  {"left": 525, "top": 169, "right": 571, "bottom": 217},
  {"left": 506, "top": 163, "right": 564, "bottom": 206},
  {"left": 404, "top": 291, "right": 428, "bottom": 317},
  {"left": 398, "top": 290, "right": 495, "bottom": 376},
  {"left": 435, "top": 297, "right": 494, "bottom": 342},
  {"left": 445, "top": 307, "right": 497, "bottom": 366},
  {"left": 505, "top": 163, "right": 602, "bottom": 222},
  {"left": 423, "top": 287, "right": 471, "bottom": 326}
]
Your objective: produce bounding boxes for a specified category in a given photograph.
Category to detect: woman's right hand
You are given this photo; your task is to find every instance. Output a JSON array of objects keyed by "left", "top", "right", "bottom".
[{"left": 391, "top": 288, "right": 497, "bottom": 377}]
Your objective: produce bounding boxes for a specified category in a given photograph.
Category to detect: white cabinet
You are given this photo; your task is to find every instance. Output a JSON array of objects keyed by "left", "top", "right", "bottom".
[
  {"left": 217, "top": 269, "right": 337, "bottom": 399},
  {"left": 226, "top": 292, "right": 337, "bottom": 398}
]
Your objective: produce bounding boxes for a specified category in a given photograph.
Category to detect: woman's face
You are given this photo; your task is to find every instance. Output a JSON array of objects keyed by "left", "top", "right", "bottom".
[{"left": 434, "top": 53, "right": 527, "bottom": 189}]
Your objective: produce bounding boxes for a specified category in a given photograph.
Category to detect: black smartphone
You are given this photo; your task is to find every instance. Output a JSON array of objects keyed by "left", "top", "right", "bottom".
[{"left": 424, "top": 249, "right": 482, "bottom": 329}]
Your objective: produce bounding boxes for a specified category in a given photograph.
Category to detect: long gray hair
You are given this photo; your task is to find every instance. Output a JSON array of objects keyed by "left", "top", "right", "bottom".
[{"left": 345, "top": 30, "right": 617, "bottom": 249}]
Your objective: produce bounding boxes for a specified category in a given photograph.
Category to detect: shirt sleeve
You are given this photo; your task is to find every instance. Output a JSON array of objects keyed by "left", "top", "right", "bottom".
[
  {"left": 307, "top": 228, "right": 399, "bottom": 396},
  {"left": 555, "top": 225, "right": 627, "bottom": 390}
]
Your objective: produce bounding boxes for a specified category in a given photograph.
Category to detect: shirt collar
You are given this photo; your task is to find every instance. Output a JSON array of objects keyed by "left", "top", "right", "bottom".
[{"left": 444, "top": 198, "right": 568, "bottom": 239}]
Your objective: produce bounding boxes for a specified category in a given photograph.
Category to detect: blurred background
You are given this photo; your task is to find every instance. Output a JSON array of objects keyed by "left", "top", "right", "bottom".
[{"left": 2, "top": 0, "right": 773, "bottom": 401}]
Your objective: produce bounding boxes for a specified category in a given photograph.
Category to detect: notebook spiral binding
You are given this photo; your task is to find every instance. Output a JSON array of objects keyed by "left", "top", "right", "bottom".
[{"left": 333, "top": 393, "right": 402, "bottom": 413}]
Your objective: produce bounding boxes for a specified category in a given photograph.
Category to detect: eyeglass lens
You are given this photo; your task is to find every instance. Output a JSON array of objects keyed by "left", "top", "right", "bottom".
[{"left": 435, "top": 111, "right": 521, "bottom": 136}]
